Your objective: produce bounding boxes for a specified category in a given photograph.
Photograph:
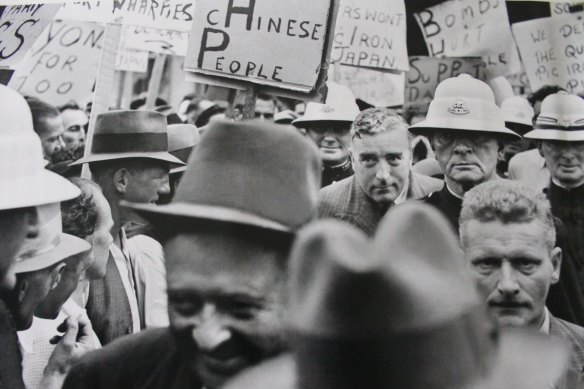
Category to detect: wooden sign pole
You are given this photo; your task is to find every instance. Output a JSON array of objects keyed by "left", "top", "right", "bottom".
[
  {"left": 145, "top": 53, "right": 166, "bottom": 109},
  {"left": 242, "top": 85, "right": 257, "bottom": 120}
]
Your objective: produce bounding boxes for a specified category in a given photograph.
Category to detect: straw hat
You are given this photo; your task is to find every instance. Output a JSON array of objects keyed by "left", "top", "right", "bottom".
[
  {"left": 524, "top": 92, "right": 584, "bottom": 141},
  {"left": 292, "top": 82, "right": 359, "bottom": 127},
  {"left": 167, "top": 124, "right": 200, "bottom": 174},
  {"left": 13, "top": 203, "right": 91, "bottom": 273},
  {"left": 226, "top": 203, "right": 569, "bottom": 389},
  {"left": 0, "top": 85, "right": 80, "bottom": 210},
  {"left": 123, "top": 120, "right": 321, "bottom": 234},
  {"left": 71, "top": 110, "right": 184, "bottom": 166},
  {"left": 410, "top": 74, "right": 520, "bottom": 139}
]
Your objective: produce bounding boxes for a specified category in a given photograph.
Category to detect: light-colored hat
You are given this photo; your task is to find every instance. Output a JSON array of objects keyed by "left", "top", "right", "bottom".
[
  {"left": 168, "top": 124, "right": 200, "bottom": 174},
  {"left": 292, "top": 82, "right": 359, "bottom": 127},
  {"left": 524, "top": 92, "right": 584, "bottom": 141},
  {"left": 13, "top": 203, "right": 91, "bottom": 273},
  {"left": 226, "top": 203, "right": 569, "bottom": 389},
  {"left": 501, "top": 96, "right": 534, "bottom": 127},
  {"left": 410, "top": 74, "right": 520, "bottom": 139},
  {"left": 0, "top": 85, "right": 80, "bottom": 210}
]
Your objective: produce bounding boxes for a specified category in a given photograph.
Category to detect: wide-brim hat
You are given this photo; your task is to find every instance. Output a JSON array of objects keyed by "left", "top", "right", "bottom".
[
  {"left": 71, "top": 110, "right": 184, "bottom": 166},
  {"left": 410, "top": 74, "right": 521, "bottom": 140},
  {"left": 13, "top": 203, "right": 91, "bottom": 273},
  {"left": 168, "top": 124, "right": 200, "bottom": 174},
  {"left": 122, "top": 120, "right": 321, "bottom": 234},
  {"left": 292, "top": 82, "right": 359, "bottom": 127},
  {"left": 524, "top": 92, "right": 584, "bottom": 141},
  {"left": 225, "top": 203, "right": 569, "bottom": 389}
]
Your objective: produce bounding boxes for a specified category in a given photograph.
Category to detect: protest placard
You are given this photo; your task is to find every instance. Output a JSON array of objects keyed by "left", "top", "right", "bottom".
[
  {"left": 55, "top": 0, "right": 114, "bottom": 23},
  {"left": 0, "top": 3, "right": 61, "bottom": 68},
  {"left": 336, "top": 65, "right": 404, "bottom": 106},
  {"left": 184, "top": 0, "right": 338, "bottom": 93},
  {"left": 404, "top": 56, "right": 484, "bottom": 111},
  {"left": 111, "top": 0, "right": 194, "bottom": 31},
  {"left": 331, "top": 0, "right": 408, "bottom": 72},
  {"left": 9, "top": 20, "right": 104, "bottom": 106},
  {"left": 414, "top": 0, "right": 521, "bottom": 78},
  {"left": 506, "top": 71, "right": 532, "bottom": 96},
  {"left": 122, "top": 25, "right": 188, "bottom": 56},
  {"left": 551, "top": 2, "right": 584, "bottom": 16},
  {"left": 512, "top": 12, "right": 584, "bottom": 95},
  {"left": 116, "top": 48, "right": 148, "bottom": 73}
]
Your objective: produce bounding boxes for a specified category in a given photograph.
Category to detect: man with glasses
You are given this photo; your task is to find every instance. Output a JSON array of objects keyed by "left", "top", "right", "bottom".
[{"left": 409, "top": 74, "right": 521, "bottom": 231}]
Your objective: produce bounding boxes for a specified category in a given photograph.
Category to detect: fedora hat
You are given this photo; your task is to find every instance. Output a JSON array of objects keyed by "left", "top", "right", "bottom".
[
  {"left": 13, "top": 203, "right": 91, "bottom": 273},
  {"left": 524, "top": 92, "right": 584, "bottom": 141},
  {"left": 0, "top": 85, "right": 80, "bottom": 210},
  {"left": 168, "top": 124, "right": 200, "bottom": 174},
  {"left": 410, "top": 74, "right": 521, "bottom": 140},
  {"left": 292, "top": 82, "right": 359, "bottom": 127},
  {"left": 123, "top": 120, "right": 321, "bottom": 234},
  {"left": 71, "top": 110, "right": 184, "bottom": 166},
  {"left": 226, "top": 203, "right": 569, "bottom": 389}
]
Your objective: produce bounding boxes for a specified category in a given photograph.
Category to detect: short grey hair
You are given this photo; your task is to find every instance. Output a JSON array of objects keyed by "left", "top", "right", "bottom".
[
  {"left": 460, "top": 180, "right": 556, "bottom": 249},
  {"left": 350, "top": 107, "right": 411, "bottom": 143}
]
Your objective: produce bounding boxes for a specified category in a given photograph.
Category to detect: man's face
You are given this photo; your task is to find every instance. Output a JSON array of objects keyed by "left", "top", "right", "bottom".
[
  {"left": 350, "top": 130, "right": 411, "bottom": 205},
  {"left": 123, "top": 162, "right": 171, "bottom": 204},
  {"left": 60, "top": 109, "right": 88, "bottom": 152},
  {"left": 539, "top": 140, "right": 584, "bottom": 189},
  {"left": 166, "top": 232, "right": 287, "bottom": 389},
  {"left": 432, "top": 131, "right": 499, "bottom": 189},
  {"left": 255, "top": 99, "right": 275, "bottom": 121},
  {"left": 463, "top": 220, "right": 560, "bottom": 329},
  {"left": 85, "top": 190, "right": 114, "bottom": 280},
  {"left": 305, "top": 123, "right": 351, "bottom": 167},
  {"left": 39, "top": 116, "right": 66, "bottom": 160}
]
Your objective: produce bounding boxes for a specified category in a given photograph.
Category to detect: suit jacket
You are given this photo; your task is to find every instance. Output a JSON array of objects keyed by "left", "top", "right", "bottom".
[
  {"left": 63, "top": 328, "right": 202, "bottom": 389},
  {"left": 550, "top": 315, "right": 584, "bottom": 389},
  {"left": 319, "top": 173, "right": 443, "bottom": 236},
  {"left": 0, "top": 299, "right": 25, "bottom": 389}
]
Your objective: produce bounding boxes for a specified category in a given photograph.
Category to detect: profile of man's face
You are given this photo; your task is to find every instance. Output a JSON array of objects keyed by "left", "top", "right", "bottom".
[
  {"left": 165, "top": 231, "right": 287, "bottom": 389},
  {"left": 539, "top": 140, "right": 584, "bottom": 189},
  {"left": 305, "top": 123, "right": 351, "bottom": 167},
  {"left": 463, "top": 219, "right": 561, "bottom": 329}
]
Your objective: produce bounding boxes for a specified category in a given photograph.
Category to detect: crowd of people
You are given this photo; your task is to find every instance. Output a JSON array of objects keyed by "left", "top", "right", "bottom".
[{"left": 1, "top": 70, "right": 584, "bottom": 389}]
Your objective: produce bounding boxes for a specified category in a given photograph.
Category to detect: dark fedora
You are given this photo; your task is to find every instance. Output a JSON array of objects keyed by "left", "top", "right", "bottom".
[
  {"left": 226, "top": 203, "right": 569, "bottom": 389},
  {"left": 123, "top": 120, "right": 321, "bottom": 234},
  {"left": 71, "top": 110, "right": 184, "bottom": 166}
]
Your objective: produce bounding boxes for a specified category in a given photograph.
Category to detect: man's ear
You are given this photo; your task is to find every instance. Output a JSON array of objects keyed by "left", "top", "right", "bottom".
[
  {"left": 348, "top": 147, "right": 356, "bottom": 170},
  {"left": 18, "top": 277, "right": 29, "bottom": 303},
  {"left": 537, "top": 141, "right": 545, "bottom": 158},
  {"left": 428, "top": 135, "right": 436, "bottom": 152},
  {"left": 550, "top": 247, "right": 562, "bottom": 285},
  {"left": 49, "top": 263, "right": 66, "bottom": 290},
  {"left": 112, "top": 168, "right": 130, "bottom": 194},
  {"left": 497, "top": 148, "right": 505, "bottom": 162}
]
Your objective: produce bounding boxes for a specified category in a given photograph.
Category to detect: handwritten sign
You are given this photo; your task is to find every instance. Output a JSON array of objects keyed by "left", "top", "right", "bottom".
[
  {"left": 551, "top": 2, "right": 584, "bottom": 16},
  {"left": 184, "top": 0, "right": 336, "bottom": 92},
  {"left": 9, "top": 20, "right": 104, "bottom": 105},
  {"left": 332, "top": 0, "right": 408, "bottom": 71},
  {"left": 115, "top": 48, "right": 148, "bottom": 72},
  {"left": 122, "top": 25, "right": 188, "bottom": 56},
  {"left": 405, "top": 56, "right": 484, "bottom": 111},
  {"left": 0, "top": 4, "right": 61, "bottom": 68},
  {"left": 414, "top": 0, "right": 521, "bottom": 78},
  {"left": 506, "top": 71, "right": 532, "bottom": 96},
  {"left": 336, "top": 65, "right": 404, "bottom": 107},
  {"left": 512, "top": 12, "right": 584, "bottom": 95},
  {"left": 111, "top": 0, "right": 194, "bottom": 31},
  {"left": 55, "top": 0, "right": 114, "bottom": 23}
]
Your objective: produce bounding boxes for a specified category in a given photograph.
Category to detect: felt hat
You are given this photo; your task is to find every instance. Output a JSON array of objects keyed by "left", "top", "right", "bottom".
[
  {"left": 292, "top": 83, "right": 359, "bottom": 127},
  {"left": 0, "top": 85, "right": 80, "bottom": 210},
  {"left": 71, "top": 110, "right": 184, "bottom": 166},
  {"left": 123, "top": 120, "right": 321, "bottom": 234},
  {"left": 225, "top": 203, "right": 569, "bottom": 389},
  {"left": 13, "top": 203, "right": 91, "bottom": 273},
  {"left": 168, "top": 124, "right": 200, "bottom": 174},
  {"left": 410, "top": 74, "right": 521, "bottom": 140},
  {"left": 524, "top": 92, "right": 584, "bottom": 141}
]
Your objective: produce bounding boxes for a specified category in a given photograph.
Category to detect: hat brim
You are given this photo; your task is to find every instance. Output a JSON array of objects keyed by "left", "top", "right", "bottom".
[
  {"left": 121, "top": 201, "right": 293, "bottom": 234},
  {"left": 291, "top": 118, "right": 354, "bottom": 128},
  {"left": 410, "top": 119, "right": 521, "bottom": 140},
  {"left": 13, "top": 233, "right": 91, "bottom": 273},
  {"left": 70, "top": 152, "right": 185, "bottom": 166},
  {"left": 0, "top": 169, "right": 80, "bottom": 211},
  {"left": 224, "top": 330, "right": 568, "bottom": 389},
  {"left": 524, "top": 129, "right": 584, "bottom": 142}
]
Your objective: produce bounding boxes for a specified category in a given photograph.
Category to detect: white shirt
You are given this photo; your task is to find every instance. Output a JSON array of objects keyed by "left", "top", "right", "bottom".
[{"left": 539, "top": 307, "right": 551, "bottom": 335}]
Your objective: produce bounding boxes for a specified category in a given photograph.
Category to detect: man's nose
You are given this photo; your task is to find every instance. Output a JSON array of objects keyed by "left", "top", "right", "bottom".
[
  {"left": 497, "top": 262, "right": 520, "bottom": 296},
  {"left": 453, "top": 138, "right": 473, "bottom": 154},
  {"left": 158, "top": 175, "right": 171, "bottom": 195},
  {"left": 192, "top": 305, "right": 232, "bottom": 351},
  {"left": 57, "top": 135, "right": 65, "bottom": 151},
  {"left": 375, "top": 160, "right": 391, "bottom": 181}
]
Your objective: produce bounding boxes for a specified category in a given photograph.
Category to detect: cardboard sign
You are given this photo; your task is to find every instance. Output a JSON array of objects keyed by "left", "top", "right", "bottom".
[
  {"left": 506, "top": 71, "right": 532, "bottom": 96},
  {"left": 9, "top": 20, "right": 104, "bottom": 105},
  {"left": 414, "top": 0, "right": 521, "bottom": 78},
  {"left": 336, "top": 65, "right": 404, "bottom": 107},
  {"left": 111, "top": 0, "right": 194, "bottom": 31},
  {"left": 122, "top": 25, "right": 188, "bottom": 56},
  {"left": 512, "top": 12, "right": 584, "bottom": 95},
  {"left": 115, "top": 48, "right": 148, "bottom": 72},
  {"left": 331, "top": 0, "right": 408, "bottom": 71},
  {"left": 0, "top": 4, "right": 61, "bottom": 68},
  {"left": 184, "top": 0, "right": 337, "bottom": 93},
  {"left": 55, "top": 0, "right": 114, "bottom": 23},
  {"left": 551, "top": 2, "right": 584, "bottom": 16},
  {"left": 404, "top": 56, "right": 484, "bottom": 111}
]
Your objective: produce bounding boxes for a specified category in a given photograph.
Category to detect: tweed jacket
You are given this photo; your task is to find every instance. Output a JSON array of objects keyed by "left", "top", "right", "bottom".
[
  {"left": 318, "top": 173, "right": 443, "bottom": 236},
  {"left": 550, "top": 315, "right": 584, "bottom": 389}
]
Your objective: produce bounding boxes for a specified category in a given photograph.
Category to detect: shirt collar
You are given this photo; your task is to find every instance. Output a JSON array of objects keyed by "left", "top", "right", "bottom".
[
  {"left": 539, "top": 307, "right": 550, "bottom": 335},
  {"left": 394, "top": 176, "right": 410, "bottom": 205},
  {"left": 445, "top": 184, "right": 464, "bottom": 200}
]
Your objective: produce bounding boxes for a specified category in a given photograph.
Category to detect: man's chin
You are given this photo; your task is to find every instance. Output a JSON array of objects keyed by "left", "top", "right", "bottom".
[{"left": 195, "top": 359, "right": 250, "bottom": 389}]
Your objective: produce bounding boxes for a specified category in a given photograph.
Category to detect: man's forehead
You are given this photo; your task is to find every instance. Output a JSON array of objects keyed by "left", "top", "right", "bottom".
[
  {"left": 352, "top": 130, "right": 410, "bottom": 151},
  {"left": 463, "top": 219, "right": 549, "bottom": 251}
]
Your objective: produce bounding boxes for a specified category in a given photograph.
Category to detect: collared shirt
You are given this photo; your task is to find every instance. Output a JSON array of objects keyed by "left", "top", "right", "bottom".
[
  {"left": 445, "top": 183, "right": 464, "bottom": 200},
  {"left": 539, "top": 307, "right": 551, "bottom": 335},
  {"left": 110, "top": 228, "right": 141, "bottom": 334},
  {"left": 394, "top": 177, "right": 410, "bottom": 205}
]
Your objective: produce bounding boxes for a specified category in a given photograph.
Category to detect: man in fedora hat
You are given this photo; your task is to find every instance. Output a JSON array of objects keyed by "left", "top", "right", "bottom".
[
  {"left": 460, "top": 180, "right": 584, "bottom": 387},
  {"left": 409, "top": 74, "right": 521, "bottom": 231},
  {"left": 72, "top": 110, "right": 184, "bottom": 345},
  {"left": 319, "top": 107, "right": 442, "bottom": 236},
  {"left": 225, "top": 203, "right": 569, "bottom": 389},
  {"left": 63, "top": 120, "right": 321, "bottom": 389},
  {"left": 293, "top": 82, "right": 360, "bottom": 187}
]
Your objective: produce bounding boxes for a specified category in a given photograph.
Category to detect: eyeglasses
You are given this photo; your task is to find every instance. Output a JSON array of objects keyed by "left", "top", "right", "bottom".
[{"left": 433, "top": 131, "right": 493, "bottom": 147}]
